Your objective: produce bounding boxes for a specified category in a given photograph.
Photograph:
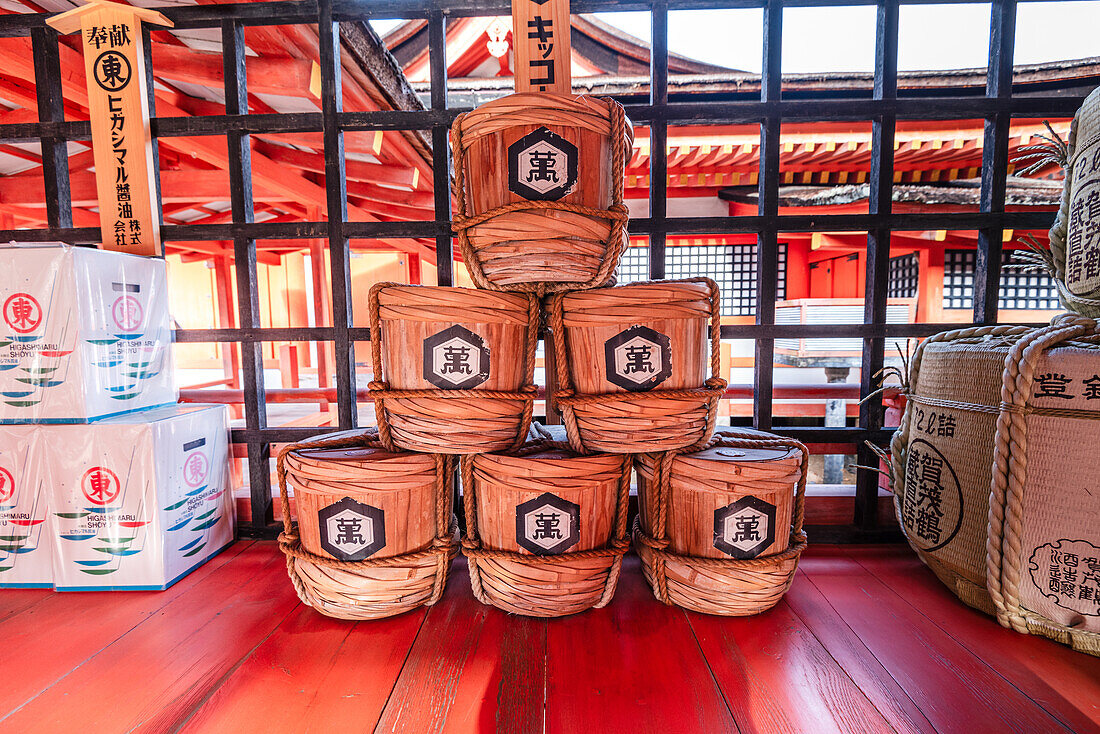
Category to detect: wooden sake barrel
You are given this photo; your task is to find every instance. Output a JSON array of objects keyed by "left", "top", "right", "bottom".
[
  {"left": 451, "top": 93, "right": 634, "bottom": 294},
  {"left": 547, "top": 278, "right": 726, "bottom": 454},
  {"left": 461, "top": 437, "right": 631, "bottom": 617},
  {"left": 634, "top": 429, "right": 807, "bottom": 616},
  {"left": 368, "top": 283, "right": 539, "bottom": 454},
  {"left": 891, "top": 316, "right": 1100, "bottom": 656},
  {"left": 276, "top": 429, "right": 458, "bottom": 620}
]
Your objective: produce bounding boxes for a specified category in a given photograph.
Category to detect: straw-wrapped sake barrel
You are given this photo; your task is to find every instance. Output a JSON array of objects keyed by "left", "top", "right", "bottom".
[
  {"left": 1049, "top": 86, "right": 1100, "bottom": 318},
  {"left": 546, "top": 278, "right": 727, "bottom": 454},
  {"left": 450, "top": 93, "right": 634, "bottom": 294},
  {"left": 368, "top": 283, "right": 539, "bottom": 454},
  {"left": 890, "top": 315, "right": 1100, "bottom": 655},
  {"left": 635, "top": 429, "right": 807, "bottom": 615},
  {"left": 460, "top": 434, "right": 631, "bottom": 617},
  {"left": 276, "top": 429, "right": 458, "bottom": 620}
]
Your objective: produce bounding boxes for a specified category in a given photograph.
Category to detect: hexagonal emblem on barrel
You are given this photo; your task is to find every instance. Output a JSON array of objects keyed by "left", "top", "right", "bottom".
[
  {"left": 604, "top": 325, "right": 672, "bottom": 392},
  {"left": 515, "top": 492, "right": 580, "bottom": 555},
  {"left": 423, "top": 324, "right": 490, "bottom": 390},
  {"left": 318, "top": 496, "right": 386, "bottom": 561},
  {"left": 507, "top": 126, "right": 578, "bottom": 201},
  {"left": 713, "top": 496, "right": 776, "bottom": 559}
]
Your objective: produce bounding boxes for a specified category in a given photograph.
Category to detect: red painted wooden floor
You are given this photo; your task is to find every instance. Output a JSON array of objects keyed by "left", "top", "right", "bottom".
[{"left": 1, "top": 542, "right": 1098, "bottom": 734}]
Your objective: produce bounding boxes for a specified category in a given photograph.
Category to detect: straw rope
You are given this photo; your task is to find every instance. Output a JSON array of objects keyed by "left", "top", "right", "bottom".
[
  {"left": 546, "top": 277, "right": 728, "bottom": 455},
  {"left": 987, "top": 314, "right": 1100, "bottom": 654},
  {"left": 634, "top": 429, "right": 808, "bottom": 615},
  {"left": 275, "top": 428, "right": 459, "bottom": 620},
  {"left": 459, "top": 438, "right": 632, "bottom": 616},
  {"left": 451, "top": 94, "right": 632, "bottom": 296},
  {"left": 367, "top": 282, "right": 539, "bottom": 454}
]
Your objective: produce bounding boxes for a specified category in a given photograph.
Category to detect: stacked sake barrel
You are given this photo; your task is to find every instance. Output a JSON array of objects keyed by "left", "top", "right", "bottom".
[
  {"left": 277, "top": 86, "right": 806, "bottom": 620},
  {"left": 886, "top": 87, "right": 1100, "bottom": 656}
]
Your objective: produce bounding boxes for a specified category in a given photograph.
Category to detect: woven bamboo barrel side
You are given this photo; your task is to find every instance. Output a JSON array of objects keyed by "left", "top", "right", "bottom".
[
  {"left": 452, "top": 93, "right": 633, "bottom": 291},
  {"left": 277, "top": 429, "right": 459, "bottom": 620},
  {"left": 551, "top": 279, "right": 723, "bottom": 453},
  {"left": 465, "top": 447, "right": 629, "bottom": 617},
  {"left": 286, "top": 447, "right": 439, "bottom": 560},
  {"left": 984, "top": 317, "right": 1100, "bottom": 655},
  {"left": 636, "top": 446, "right": 799, "bottom": 559},
  {"left": 370, "top": 284, "right": 537, "bottom": 454},
  {"left": 633, "top": 430, "right": 807, "bottom": 616},
  {"left": 893, "top": 335, "right": 1020, "bottom": 615}
]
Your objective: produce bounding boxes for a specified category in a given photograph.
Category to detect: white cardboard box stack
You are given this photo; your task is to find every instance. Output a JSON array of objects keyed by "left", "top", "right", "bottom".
[
  {"left": 0, "top": 245, "right": 234, "bottom": 590},
  {"left": 0, "top": 244, "right": 176, "bottom": 423}
]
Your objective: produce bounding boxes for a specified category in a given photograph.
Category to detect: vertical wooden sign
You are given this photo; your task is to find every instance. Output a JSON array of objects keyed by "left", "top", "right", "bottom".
[
  {"left": 47, "top": 0, "right": 171, "bottom": 257},
  {"left": 512, "top": 0, "right": 572, "bottom": 94}
]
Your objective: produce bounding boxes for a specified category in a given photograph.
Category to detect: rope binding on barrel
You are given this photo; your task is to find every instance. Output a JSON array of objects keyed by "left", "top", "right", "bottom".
[
  {"left": 366, "top": 282, "right": 541, "bottom": 453},
  {"left": 545, "top": 276, "right": 728, "bottom": 455},
  {"left": 633, "top": 429, "right": 809, "bottom": 606},
  {"left": 450, "top": 96, "right": 632, "bottom": 297},
  {"left": 276, "top": 428, "right": 459, "bottom": 610},
  {"left": 459, "top": 434, "right": 633, "bottom": 610}
]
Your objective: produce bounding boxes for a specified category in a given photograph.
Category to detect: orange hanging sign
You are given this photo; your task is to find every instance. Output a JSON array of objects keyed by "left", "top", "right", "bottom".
[
  {"left": 511, "top": 0, "right": 572, "bottom": 95},
  {"left": 47, "top": 0, "right": 172, "bottom": 257}
]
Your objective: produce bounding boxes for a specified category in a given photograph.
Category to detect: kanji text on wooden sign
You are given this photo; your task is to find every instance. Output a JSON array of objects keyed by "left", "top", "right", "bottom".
[
  {"left": 512, "top": 0, "right": 572, "bottom": 95},
  {"left": 47, "top": 0, "right": 172, "bottom": 257}
]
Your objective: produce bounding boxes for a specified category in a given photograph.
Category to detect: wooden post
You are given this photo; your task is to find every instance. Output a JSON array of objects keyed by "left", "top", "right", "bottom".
[
  {"left": 47, "top": 0, "right": 171, "bottom": 257},
  {"left": 511, "top": 0, "right": 571, "bottom": 94},
  {"left": 308, "top": 227, "right": 332, "bottom": 416}
]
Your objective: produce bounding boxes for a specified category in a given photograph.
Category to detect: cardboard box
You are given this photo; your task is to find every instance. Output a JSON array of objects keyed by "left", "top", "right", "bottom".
[
  {"left": 0, "top": 425, "right": 51, "bottom": 588},
  {"left": 50, "top": 404, "right": 235, "bottom": 590},
  {"left": 0, "top": 244, "right": 176, "bottom": 423}
]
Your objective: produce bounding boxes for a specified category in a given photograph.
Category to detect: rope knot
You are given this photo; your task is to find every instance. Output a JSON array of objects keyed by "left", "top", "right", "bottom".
[
  {"left": 704, "top": 377, "right": 728, "bottom": 390},
  {"left": 367, "top": 380, "right": 389, "bottom": 392}
]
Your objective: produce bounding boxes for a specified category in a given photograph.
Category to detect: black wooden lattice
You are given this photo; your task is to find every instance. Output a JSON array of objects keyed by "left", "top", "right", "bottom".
[{"left": 0, "top": 0, "right": 1086, "bottom": 542}]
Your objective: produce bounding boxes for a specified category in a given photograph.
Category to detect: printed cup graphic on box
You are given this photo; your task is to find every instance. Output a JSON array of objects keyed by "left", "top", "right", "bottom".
[
  {"left": 0, "top": 244, "right": 176, "bottom": 423},
  {"left": 50, "top": 404, "right": 235, "bottom": 590},
  {"left": 0, "top": 425, "right": 51, "bottom": 588}
]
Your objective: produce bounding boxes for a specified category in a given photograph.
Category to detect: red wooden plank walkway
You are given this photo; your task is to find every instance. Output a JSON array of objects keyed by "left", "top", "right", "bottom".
[{"left": 1, "top": 542, "right": 1097, "bottom": 734}]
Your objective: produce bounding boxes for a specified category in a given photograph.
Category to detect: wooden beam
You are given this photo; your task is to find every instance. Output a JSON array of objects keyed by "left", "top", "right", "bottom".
[
  {"left": 253, "top": 140, "right": 418, "bottom": 188},
  {"left": 150, "top": 42, "right": 320, "bottom": 99}
]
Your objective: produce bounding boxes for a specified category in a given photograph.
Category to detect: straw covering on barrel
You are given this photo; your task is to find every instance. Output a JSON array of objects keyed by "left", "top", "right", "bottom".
[
  {"left": 547, "top": 277, "right": 727, "bottom": 454},
  {"left": 450, "top": 93, "right": 633, "bottom": 295},
  {"left": 1048, "top": 86, "right": 1100, "bottom": 318},
  {"left": 634, "top": 429, "right": 808, "bottom": 616},
  {"left": 888, "top": 315, "right": 1100, "bottom": 655},
  {"left": 460, "top": 430, "right": 632, "bottom": 617},
  {"left": 276, "top": 428, "right": 458, "bottom": 620},
  {"left": 986, "top": 314, "right": 1100, "bottom": 655},
  {"left": 368, "top": 283, "right": 539, "bottom": 454},
  {"left": 888, "top": 324, "right": 1033, "bottom": 614}
]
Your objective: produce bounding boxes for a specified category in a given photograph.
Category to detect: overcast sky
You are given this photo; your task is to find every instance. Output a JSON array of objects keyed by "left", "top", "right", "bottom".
[
  {"left": 371, "top": 2, "right": 1100, "bottom": 74},
  {"left": 595, "top": 2, "right": 1100, "bottom": 73}
]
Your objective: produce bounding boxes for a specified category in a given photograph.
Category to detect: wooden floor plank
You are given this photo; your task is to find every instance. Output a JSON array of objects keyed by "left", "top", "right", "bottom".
[
  {"left": 0, "top": 540, "right": 251, "bottom": 718},
  {"left": 374, "top": 558, "right": 547, "bottom": 734},
  {"left": 847, "top": 545, "right": 1100, "bottom": 734},
  {"left": 0, "top": 588, "right": 52, "bottom": 624},
  {"left": 177, "top": 602, "right": 427, "bottom": 734},
  {"left": 800, "top": 550, "right": 1073, "bottom": 734},
  {"left": 686, "top": 586, "right": 898, "bottom": 734},
  {"left": 0, "top": 542, "right": 295, "bottom": 734},
  {"left": 782, "top": 558, "right": 937, "bottom": 734},
  {"left": 545, "top": 557, "right": 737, "bottom": 734}
]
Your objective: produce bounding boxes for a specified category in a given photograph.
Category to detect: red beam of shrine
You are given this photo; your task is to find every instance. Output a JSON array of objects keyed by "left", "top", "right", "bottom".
[
  {"left": 0, "top": 36, "right": 436, "bottom": 262},
  {"left": 149, "top": 42, "right": 320, "bottom": 99},
  {"left": 253, "top": 140, "right": 419, "bottom": 189}
]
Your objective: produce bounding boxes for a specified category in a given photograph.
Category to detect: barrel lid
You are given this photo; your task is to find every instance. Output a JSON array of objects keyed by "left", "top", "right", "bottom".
[
  {"left": 293, "top": 446, "right": 430, "bottom": 467},
  {"left": 687, "top": 445, "right": 798, "bottom": 464}
]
